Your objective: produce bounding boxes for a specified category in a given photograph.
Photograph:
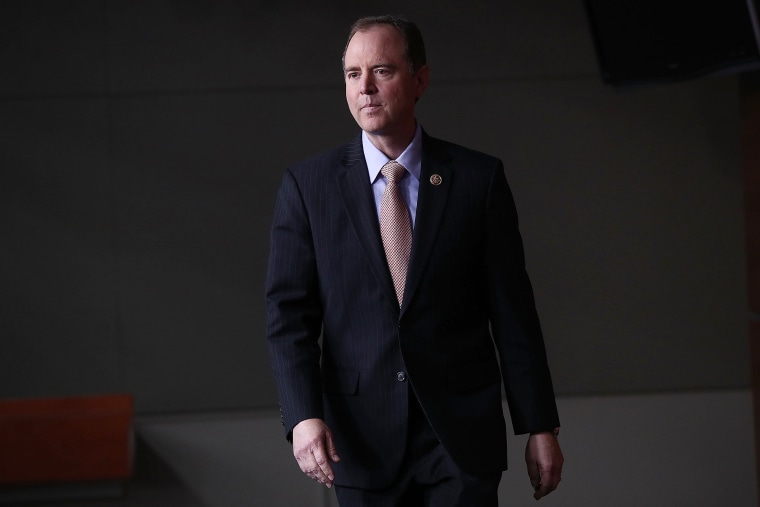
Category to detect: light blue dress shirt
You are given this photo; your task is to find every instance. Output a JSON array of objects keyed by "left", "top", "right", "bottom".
[{"left": 363, "top": 123, "right": 422, "bottom": 229}]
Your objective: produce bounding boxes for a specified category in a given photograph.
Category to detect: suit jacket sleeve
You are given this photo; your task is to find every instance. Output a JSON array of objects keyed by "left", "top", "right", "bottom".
[
  {"left": 486, "top": 162, "right": 559, "bottom": 434},
  {"left": 265, "top": 168, "right": 324, "bottom": 438}
]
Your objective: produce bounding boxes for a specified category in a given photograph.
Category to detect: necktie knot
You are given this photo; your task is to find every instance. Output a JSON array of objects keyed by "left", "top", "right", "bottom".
[{"left": 381, "top": 161, "right": 406, "bottom": 183}]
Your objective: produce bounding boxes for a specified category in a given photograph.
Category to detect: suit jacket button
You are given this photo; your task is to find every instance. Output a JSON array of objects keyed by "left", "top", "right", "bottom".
[{"left": 396, "top": 371, "right": 407, "bottom": 382}]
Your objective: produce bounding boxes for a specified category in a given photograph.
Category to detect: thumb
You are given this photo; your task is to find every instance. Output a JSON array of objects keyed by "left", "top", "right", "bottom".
[{"left": 325, "top": 429, "right": 341, "bottom": 462}]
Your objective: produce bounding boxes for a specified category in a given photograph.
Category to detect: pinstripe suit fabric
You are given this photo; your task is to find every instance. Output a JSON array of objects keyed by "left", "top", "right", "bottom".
[{"left": 265, "top": 132, "right": 559, "bottom": 489}]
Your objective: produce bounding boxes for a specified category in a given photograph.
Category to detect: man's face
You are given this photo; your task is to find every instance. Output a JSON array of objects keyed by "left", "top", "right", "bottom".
[{"left": 344, "top": 25, "right": 428, "bottom": 142}]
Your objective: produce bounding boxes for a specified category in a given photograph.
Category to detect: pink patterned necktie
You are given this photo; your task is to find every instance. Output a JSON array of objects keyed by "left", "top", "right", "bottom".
[{"left": 380, "top": 160, "right": 412, "bottom": 307}]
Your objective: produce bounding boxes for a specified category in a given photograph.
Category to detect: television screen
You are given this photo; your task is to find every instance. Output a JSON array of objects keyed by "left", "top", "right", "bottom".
[{"left": 584, "top": 0, "right": 760, "bottom": 85}]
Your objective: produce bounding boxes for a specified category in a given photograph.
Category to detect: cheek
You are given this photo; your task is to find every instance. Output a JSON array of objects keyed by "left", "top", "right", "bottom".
[{"left": 386, "top": 87, "right": 403, "bottom": 106}]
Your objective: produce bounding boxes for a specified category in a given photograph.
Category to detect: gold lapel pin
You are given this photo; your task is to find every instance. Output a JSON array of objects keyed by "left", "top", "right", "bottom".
[{"left": 429, "top": 174, "right": 442, "bottom": 186}]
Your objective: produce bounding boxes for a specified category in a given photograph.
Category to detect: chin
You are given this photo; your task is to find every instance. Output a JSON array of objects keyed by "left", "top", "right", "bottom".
[
  {"left": 360, "top": 116, "right": 389, "bottom": 130},
  {"left": 357, "top": 114, "right": 385, "bottom": 129}
]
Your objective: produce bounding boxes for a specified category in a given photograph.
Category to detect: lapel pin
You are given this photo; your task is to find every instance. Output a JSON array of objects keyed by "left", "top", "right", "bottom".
[{"left": 429, "top": 174, "right": 442, "bottom": 186}]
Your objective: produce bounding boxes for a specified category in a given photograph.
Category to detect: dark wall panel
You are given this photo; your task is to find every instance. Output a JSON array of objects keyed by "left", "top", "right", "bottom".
[
  {"left": 105, "top": 1, "right": 357, "bottom": 92},
  {"left": 0, "top": 0, "right": 749, "bottom": 414},
  {"left": 0, "top": 0, "right": 107, "bottom": 96},
  {"left": 104, "top": 0, "right": 597, "bottom": 93},
  {"left": 110, "top": 89, "right": 354, "bottom": 412},
  {"left": 0, "top": 98, "right": 122, "bottom": 398}
]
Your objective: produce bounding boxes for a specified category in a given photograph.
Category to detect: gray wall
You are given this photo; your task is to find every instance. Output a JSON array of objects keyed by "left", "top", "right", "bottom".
[
  {"left": 1, "top": 0, "right": 754, "bottom": 505},
  {"left": 1, "top": 0, "right": 748, "bottom": 412}
]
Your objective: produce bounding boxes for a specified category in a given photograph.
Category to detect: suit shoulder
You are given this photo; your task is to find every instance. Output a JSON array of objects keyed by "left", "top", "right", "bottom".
[
  {"left": 286, "top": 138, "right": 361, "bottom": 177},
  {"left": 426, "top": 135, "right": 502, "bottom": 168}
]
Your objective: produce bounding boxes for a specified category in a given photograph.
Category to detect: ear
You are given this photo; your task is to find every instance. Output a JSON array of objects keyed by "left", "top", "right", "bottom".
[{"left": 414, "top": 64, "right": 430, "bottom": 99}]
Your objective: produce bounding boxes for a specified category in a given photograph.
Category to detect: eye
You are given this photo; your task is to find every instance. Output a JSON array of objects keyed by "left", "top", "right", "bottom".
[{"left": 346, "top": 71, "right": 359, "bottom": 80}]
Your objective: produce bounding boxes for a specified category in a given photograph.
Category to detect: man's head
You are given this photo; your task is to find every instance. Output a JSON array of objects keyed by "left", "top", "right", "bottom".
[
  {"left": 343, "top": 15, "right": 429, "bottom": 153},
  {"left": 342, "top": 15, "right": 426, "bottom": 76}
]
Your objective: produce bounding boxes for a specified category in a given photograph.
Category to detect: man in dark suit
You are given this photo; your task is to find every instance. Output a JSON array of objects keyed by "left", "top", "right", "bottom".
[{"left": 266, "top": 15, "right": 563, "bottom": 506}]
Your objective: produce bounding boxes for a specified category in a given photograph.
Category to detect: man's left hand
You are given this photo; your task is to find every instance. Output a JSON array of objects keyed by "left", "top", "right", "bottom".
[{"left": 525, "top": 431, "right": 564, "bottom": 500}]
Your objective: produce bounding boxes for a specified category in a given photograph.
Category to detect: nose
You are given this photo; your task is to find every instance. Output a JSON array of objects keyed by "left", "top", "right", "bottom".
[{"left": 359, "top": 73, "right": 376, "bottom": 95}]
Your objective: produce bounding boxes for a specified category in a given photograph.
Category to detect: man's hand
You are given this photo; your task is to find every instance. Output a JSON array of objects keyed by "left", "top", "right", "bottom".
[
  {"left": 525, "top": 431, "right": 564, "bottom": 500},
  {"left": 292, "top": 418, "right": 341, "bottom": 488}
]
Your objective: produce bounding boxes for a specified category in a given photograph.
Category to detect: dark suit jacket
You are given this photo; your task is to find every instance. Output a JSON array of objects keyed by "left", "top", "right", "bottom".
[{"left": 265, "top": 131, "right": 559, "bottom": 489}]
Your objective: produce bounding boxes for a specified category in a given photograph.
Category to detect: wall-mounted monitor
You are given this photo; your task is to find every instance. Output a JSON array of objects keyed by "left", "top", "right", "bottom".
[{"left": 584, "top": 0, "right": 760, "bottom": 85}]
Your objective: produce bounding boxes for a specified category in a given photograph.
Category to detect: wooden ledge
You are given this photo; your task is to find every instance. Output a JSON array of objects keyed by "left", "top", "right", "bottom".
[{"left": 0, "top": 394, "right": 134, "bottom": 485}]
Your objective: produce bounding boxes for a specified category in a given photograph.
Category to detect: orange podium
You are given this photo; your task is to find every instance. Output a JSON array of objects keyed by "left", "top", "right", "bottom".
[{"left": 0, "top": 394, "right": 133, "bottom": 488}]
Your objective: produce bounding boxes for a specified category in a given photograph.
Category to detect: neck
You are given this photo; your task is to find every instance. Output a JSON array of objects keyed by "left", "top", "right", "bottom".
[{"left": 365, "top": 124, "right": 416, "bottom": 160}]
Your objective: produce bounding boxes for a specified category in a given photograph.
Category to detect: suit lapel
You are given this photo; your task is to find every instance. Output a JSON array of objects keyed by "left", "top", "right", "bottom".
[
  {"left": 401, "top": 134, "right": 453, "bottom": 315},
  {"left": 336, "top": 136, "right": 399, "bottom": 309},
  {"left": 336, "top": 133, "right": 454, "bottom": 315}
]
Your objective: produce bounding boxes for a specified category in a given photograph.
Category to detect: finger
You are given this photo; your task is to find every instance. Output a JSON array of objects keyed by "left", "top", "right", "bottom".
[
  {"left": 530, "top": 470, "right": 542, "bottom": 498},
  {"left": 311, "top": 442, "right": 335, "bottom": 486},
  {"left": 296, "top": 449, "right": 330, "bottom": 486},
  {"left": 527, "top": 462, "right": 540, "bottom": 490},
  {"left": 535, "top": 482, "right": 555, "bottom": 500},
  {"left": 325, "top": 429, "right": 341, "bottom": 463},
  {"left": 533, "top": 470, "right": 560, "bottom": 500},
  {"left": 529, "top": 470, "right": 539, "bottom": 487}
]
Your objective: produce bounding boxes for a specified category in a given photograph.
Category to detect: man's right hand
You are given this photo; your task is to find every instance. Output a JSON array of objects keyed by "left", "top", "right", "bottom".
[{"left": 292, "top": 418, "right": 341, "bottom": 488}]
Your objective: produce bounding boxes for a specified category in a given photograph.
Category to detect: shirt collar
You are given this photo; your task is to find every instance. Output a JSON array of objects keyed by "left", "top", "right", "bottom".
[{"left": 363, "top": 123, "right": 422, "bottom": 184}]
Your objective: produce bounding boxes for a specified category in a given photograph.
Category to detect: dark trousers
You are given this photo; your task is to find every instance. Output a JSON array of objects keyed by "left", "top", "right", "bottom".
[{"left": 334, "top": 396, "right": 501, "bottom": 507}]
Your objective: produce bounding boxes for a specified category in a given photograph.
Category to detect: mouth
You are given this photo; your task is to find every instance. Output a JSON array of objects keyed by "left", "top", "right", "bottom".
[{"left": 361, "top": 103, "right": 382, "bottom": 113}]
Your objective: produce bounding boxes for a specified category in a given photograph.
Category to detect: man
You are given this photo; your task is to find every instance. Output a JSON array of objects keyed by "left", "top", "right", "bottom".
[{"left": 266, "top": 15, "right": 563, "bottom": 506}]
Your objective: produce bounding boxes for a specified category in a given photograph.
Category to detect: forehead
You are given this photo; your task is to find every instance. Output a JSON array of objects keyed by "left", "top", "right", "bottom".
[{"left": 345, "top": 25, "right": 405, "bottom": 64}]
